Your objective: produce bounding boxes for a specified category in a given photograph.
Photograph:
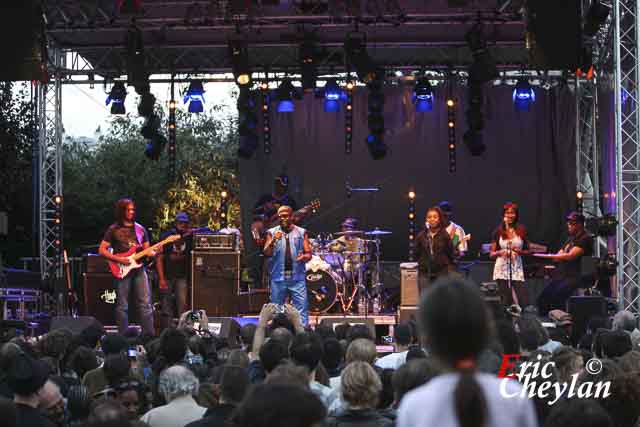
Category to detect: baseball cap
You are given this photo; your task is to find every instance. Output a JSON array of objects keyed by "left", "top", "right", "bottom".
[
  {"left": 438, "top": 201, "right": 453, "bottom": 213},
  {"left": 341, "top": 217, "right": 359, "bottom": 229},
  {"left": 565, "top": 211, "right": 585, "bottom": 223},
  {"left": 175, "top": 212, "right": 190, "bottom": 223}
]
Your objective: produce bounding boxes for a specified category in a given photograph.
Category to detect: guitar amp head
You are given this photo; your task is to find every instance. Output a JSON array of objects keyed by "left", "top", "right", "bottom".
[{"left": 193, "top": 233, "right": 237, "bottom": 251}]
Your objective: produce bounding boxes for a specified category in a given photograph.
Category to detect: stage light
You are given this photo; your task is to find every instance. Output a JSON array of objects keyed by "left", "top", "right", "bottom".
[
  {"left": 413, "top": 77, "right": 434, "bottom": 112},
  {"left": 260, "top": 81, "right": 269, "bottom": 90},
  {"left": 184, "top": 81, "right": 205, "bottom": 113},
  {"left": 276, "top": 78, "right": 296, "bottom": 113},
  {"left": 106, "top": 82, "right": 127, "bottom": 115},
  {"left": 447, "top": 94, "right": 456, "bottom": 172},
  {"left": 346, "top": 81, "right": 355, "bottom": 90},
  {"left": 169, "top": 100, "right": 176, "bottom": 110},
  {"left": 261, "top": 86, "right": 271, "bottom": 155},
  {"left": 54, "top": 195, "right": 63, "bottom": 205},
  {"left": 229, "top": 40, "right": 251, "bottom": 86},
  {"left": 513, "top": 78, "right": 535, "bottom": 112},
  {"left": 408, "top": 188, "right": 416, "bottom": 261},
  {"left": 221, "top": 190, "right": 228, "bottom": 199},
  {"left": 345, "top": 80, "right": 354, "bottom": 154},
  {"left": 408, "top": 191, "right": 416, "bottom": 199},
  {"left": 576, "top": 191, "right": 584, "bottom": 213},
  {"left": 447, "top": 99, "right": 455, "bottom": 107},
  {"left": 324, "top": 79, "right": 343, "bottom": 112}
]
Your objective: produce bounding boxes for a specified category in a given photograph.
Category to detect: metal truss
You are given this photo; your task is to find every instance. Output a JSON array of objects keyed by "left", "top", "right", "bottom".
[
  {"left": 614, "top": 0, "right": 640, "bottom": 312},
  {"left": 576, "top": 78, "right": 601, "bottom": 257},
  {"left": 37, "top": 50, "right": 64, "bottom": 281}
]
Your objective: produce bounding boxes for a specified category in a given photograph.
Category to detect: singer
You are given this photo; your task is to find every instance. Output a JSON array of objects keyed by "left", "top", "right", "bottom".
[
  {"left": 263, "top": 205, "right": 312, "bottom": 325},
  {"left": 489, "top": 202, "right": 529, "bottom": 308},
  {"left": 415, "top": 206, "right": 455, "bottom": 293}
]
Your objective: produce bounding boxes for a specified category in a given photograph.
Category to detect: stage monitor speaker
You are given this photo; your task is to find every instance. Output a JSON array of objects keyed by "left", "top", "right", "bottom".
[
  {"left": 318, "top": 317, "right": 376, "bottom": 338},
  {"left": 527, "top": 0, "right": 582, "bottom": 70},
  {"left": 50, "top": 316, "right": 104, "bottom": 336},
  {"left": 398, "top": 306, "right": 418, "bottom": 326},
  {"left": 202, "top": 317, "right": 241, "bottom": 348},
  {"left": 567, "top": 296, "right": 607, "bottom": 346},
  {"left": 400, "top": 263, "right": 419, "bottom": 306},
  {"left": 83, "top": 273, "right": 139, "bottom": 326},
  {"left": 191, "top": 251, "right": 240, "bottom": 317}
]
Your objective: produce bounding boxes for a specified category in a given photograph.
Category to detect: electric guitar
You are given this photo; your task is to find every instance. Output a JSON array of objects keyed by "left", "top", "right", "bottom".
[
  {"left": 251, "top": 198, "right": 321, "bottom": 247},
  {"left": 108, "top": 235, "right": 181, "bottom": 279}
]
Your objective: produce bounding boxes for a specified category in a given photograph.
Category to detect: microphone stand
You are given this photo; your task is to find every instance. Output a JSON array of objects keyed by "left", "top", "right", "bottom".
[{"left": 507, "top": 240, "right": 513, "bottom": 305}]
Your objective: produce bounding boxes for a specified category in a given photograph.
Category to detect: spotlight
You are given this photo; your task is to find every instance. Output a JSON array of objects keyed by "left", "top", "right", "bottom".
[
  {"left": 299, "top": 37, "right": 317, "bottom": 92},
  {"left": 513, "top": 78, "right": 535, "bottom": 112},
  {"left": 412, "top": 77, "right": 434, "bottom": 112},
  {"left": 229, "top": 40, "right": 251, "bottom": 86},
  {"left": 106, "top": 82, "right": 127, "bottom": 115},
  {"left": 276, "top": 78, "right": 296, "bottom": 113},
  {"left": 324, "top": 79, "right": 343, "bottom": 112},
  {"left": 184, "top": 81, "right": 205, "bottom": 113},
  {"left": 576, "top": 191, "right": 584, "bottom": 213},
  {"left": 345, "top": 80, "right": 354, "bottom": 154}
]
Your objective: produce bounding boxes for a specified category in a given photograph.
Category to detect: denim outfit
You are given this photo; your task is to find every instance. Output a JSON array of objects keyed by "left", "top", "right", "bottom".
[
  {"left": 267, "top": 225, "right": 309, "bottom": 325},
  {"left": 115, "top": 267, "right": 154, "bottom": 334}
]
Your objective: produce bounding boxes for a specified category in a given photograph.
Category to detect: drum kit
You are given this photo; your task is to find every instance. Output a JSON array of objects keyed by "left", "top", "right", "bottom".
[{"left": 306, "top": 227, "right": 392, "bottom": 314}]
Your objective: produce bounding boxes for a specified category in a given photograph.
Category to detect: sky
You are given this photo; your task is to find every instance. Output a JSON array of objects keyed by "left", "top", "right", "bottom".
[{"left": 61, "top": 79, "right": 236, "bottom": 139}]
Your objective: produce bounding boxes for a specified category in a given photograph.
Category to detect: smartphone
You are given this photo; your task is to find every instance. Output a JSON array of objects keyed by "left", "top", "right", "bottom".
[{"left": 127, "top": 348, "right": 138, "bottom": 358}]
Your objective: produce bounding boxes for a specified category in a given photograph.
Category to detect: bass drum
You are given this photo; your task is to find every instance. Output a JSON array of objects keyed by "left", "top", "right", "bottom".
[{"left": 306, "top": 268, "right": 340, "bottom": 314}]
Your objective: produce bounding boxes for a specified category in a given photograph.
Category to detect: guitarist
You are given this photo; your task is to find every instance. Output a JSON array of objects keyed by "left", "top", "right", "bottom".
[
  {"left": 156, "top": 212, "right": 192, "bottom": 330},
  {"left": 98, "top": 198, "right": 156, "bottom": 335}
]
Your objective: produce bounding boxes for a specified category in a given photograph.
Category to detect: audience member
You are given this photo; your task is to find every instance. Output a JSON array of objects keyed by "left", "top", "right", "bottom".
[
  {"left": 7, "top": 353, "right": 55, "bottom": 427},
  {"left": 552, "top": 346, "right": 584, "bottom": 383},
  {"left": 397, "top": 277, "right": 537, "bottom": 427},
  {"left": 325, "top": 361, "right": 393, "bottom": 427},
  {"left": 290, "top": 332, "right": 337, "bottom": 408},
  {"left": 392, "top": 359, "right": 442, "bottom": 406},
  {"left": 612, "top": 310, "right": 640, "bottom": 350},
  {"left": 322, "top": 338, "right": 344, "bottom": 379},
  {"left": 83, "top": 334, "right": 129, "bottom": 396},
  {"left": 264, "top": 362, "right": 311, "bottom": 389},
  {"left": 38, "top": 380, "right": 66, "bottom": 427},
  {"left": 231, "top": 383, "right": 326, "bottom": 427},
  {"left": 600, "top": 330, "right": 633, "bottom": 358},
  {"left": 376, "top": 324, "right": 412, "bottom": 370},
  {"left": 545, "top": 398, "right": 612, "bottom": 427},
  {"left": 140, "top": 365, "right": 206, "bottom": 427}
]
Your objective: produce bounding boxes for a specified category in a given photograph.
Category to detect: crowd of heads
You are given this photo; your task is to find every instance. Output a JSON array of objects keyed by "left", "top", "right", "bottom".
[{"left": 1, "top": 275, "right": 640, "bottom": 427}]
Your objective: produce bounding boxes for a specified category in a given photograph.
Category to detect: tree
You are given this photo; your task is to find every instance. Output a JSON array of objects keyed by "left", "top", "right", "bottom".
[
  {"left": 62, "top": 100, "right": 240, "bottom": 252},
  {"left": 0, "top": 82, "right": 35, "bottom": 266}
]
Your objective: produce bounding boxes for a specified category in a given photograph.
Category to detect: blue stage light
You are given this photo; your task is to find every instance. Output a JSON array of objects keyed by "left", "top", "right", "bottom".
[
  {"left": 412, "top": 78, "right": 433, "bottom": 112},
  {"left": 512, "top": 78, "right": 535, "bottom": 112},
  {"left": 183, "top": 81, "right": 205, "bottom": 113}
]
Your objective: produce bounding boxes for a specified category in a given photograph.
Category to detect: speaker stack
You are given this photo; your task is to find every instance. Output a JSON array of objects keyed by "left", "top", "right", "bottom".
[
  {"left": 191, "top": 234, "right": 241, "bottom": 317},
  {"left": 398, "top": 263, "right": 419, "bottom": 323}
]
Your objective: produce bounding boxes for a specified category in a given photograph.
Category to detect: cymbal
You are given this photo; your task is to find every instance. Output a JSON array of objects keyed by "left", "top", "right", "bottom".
[
  {"left": 335, "top": 230, "right": 364, "bottom": 236},
  {"left": 365, "top": 228, "right": 393, "bottom": 236}
]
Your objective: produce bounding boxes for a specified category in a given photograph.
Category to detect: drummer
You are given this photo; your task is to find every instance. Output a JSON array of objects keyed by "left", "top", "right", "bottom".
[{"left": 331, "top": 217, "right": 367, "bottom": 275}]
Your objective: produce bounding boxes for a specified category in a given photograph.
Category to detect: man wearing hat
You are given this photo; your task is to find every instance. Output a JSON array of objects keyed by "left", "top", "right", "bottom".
[
  {"left": 263, "top": 205, "right": 312, "bottom": 325},
  {"left": 157, "top": 212, "right": 192, "bottom": 330},
  {"left": 537, "top": 211, "right": 594, "bottom": 315},
  {"left": 332, "top": 217, "right": 367, "bottom": 276},
  {"left": 7, "top": 353, "right": 55, "bottom": 427}
]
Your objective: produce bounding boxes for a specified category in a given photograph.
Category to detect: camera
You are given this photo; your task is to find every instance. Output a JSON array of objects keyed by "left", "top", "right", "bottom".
[
  {"left": 275, "top": 304, "right": 286, "bottom": 314},
  {"left": 127, "top": 348, "right": 138, "bottom": 359},
  {"left": 187, "top": 310, "right": 200, "bottom": 323}
]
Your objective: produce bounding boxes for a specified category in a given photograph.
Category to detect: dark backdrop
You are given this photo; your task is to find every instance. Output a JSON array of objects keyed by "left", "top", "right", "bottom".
[{"left": 239, "top": 84, "right": 577, "bottom": 262}]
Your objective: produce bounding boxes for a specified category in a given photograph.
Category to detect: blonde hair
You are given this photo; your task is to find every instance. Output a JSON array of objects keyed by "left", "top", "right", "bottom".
[
  {"left": 340, "top": 361, "right": 382, "bottom": 409},
  {"left": 345, "top": 338, "right": 377, "bottom": 365}
]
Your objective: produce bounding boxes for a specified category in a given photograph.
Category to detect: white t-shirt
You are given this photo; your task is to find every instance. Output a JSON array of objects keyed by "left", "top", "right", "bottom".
[
  {"left": 398, "top": 373, "right": 538, "bottom": 427},
  {"left": 375, "top": 351, "right": 409, "bottom": 370}
]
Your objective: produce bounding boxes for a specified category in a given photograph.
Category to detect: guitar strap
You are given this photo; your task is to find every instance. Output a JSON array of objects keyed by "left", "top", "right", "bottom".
[{"left": 134, "top": 222, "right": 146, "bottom": 245}]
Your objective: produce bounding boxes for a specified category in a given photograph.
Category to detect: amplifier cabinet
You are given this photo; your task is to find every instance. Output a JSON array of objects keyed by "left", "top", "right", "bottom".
[
  {"left": 400, "top": 263, "right": 419, "bottom": 306},
  {"left": 191, "top": 251, "right": 241, "bottom": 317},
  {"left": 82, "top": 273, "right": 139, "bottom": 326}
]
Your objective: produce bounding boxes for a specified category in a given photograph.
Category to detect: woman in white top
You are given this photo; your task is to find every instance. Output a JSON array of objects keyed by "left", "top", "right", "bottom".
[
  {"left": 397, "top": 278, "right": 538, "bottom": 427},
  {"left": 490, "top": 202, "right": 530, "bottom": 308}
]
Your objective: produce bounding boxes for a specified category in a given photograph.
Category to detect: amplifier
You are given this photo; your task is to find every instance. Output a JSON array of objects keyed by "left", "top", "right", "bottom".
[
  {"left": 400, "top": 263, "right": 419, "bottom": 306},
  {"left": 85, "top": 254, "right": 110, "bottom": 274},
  {"left": 82, "top": 273, "right": 139, "bottom": 326},
  {"left": 191, "top": 251, "right": 240, "bottom": 317},
  {"left": 193, "top": 233, "right": 237, "bottom": 251}
]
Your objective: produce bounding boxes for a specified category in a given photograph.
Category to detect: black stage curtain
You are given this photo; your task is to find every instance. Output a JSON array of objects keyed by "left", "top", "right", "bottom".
[{"left": 239, "top": 85, "right": 577, "bottom": 262}]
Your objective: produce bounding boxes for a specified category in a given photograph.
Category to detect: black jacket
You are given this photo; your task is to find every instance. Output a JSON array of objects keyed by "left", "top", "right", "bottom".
[{"left": 325, "top": 408, "right": 394, "bottom": 427}]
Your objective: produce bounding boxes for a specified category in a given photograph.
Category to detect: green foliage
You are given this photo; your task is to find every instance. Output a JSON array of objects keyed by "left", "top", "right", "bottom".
[
  {"left": 63, "top": 101, "right": 240, "bottom": 250},
  {"left": 0, "top": 81, "right": 35, "bottom": 265}
]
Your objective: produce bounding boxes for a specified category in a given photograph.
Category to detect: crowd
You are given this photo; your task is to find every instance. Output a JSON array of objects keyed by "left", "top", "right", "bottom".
[{"left": 1, "top": 277, "right": 640, "bottom": 427}]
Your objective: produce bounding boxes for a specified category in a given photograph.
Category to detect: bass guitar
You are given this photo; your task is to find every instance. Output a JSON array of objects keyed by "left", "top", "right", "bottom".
[
  {"left": 108, "top": 235, "right": 181, "bottom": 279},
  {"left": 251, "top": 198, "right": 320, "bottom": 247}
]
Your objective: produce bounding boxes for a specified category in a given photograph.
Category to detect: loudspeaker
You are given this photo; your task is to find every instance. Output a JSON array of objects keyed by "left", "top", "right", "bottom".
[
  {"left": 318, "top": 317, "right": 376, "bottom": 338},
  {"left": 568, "top": 296, "right": 608, "bottom": 345},
  {"left": 398, "top": 306, "right": 418, "bottom": 325},
  {"left": 191, "top": 251, "right": 241, "bottom": 317},
  {"left": 50, "top": 316, "right": 103, "bottom": 336},
  {"left": 400, "top": 263, "right": 419, "bottom": 306},
  {"left": 527, "top": 0, "right": 582, "bottom": 70},
  {"left": 83, "top": 273, "right": 139, "bottom": 326},
  {"left": 204, "top": 317, "right": 241, "bottom": 348}
]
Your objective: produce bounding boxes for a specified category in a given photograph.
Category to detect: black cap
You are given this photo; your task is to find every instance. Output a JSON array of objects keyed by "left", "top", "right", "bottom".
[
  {"left": 566, "top": 211, "right": 585, "bottom": 223},
  {"left": 6, "top": 353, "right": 48, "bottom": 396},
  {"left": 438, "top": 201, "right": 453, "bottom": 213}
]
